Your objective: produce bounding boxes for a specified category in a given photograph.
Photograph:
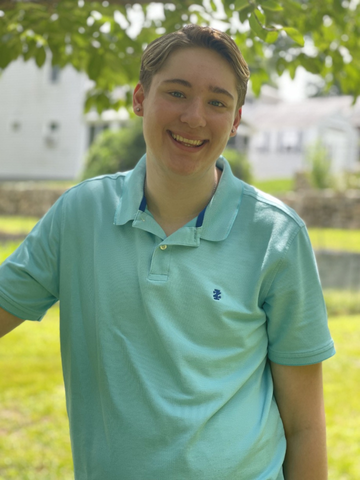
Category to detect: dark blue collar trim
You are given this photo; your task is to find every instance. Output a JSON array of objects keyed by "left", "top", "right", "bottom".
[
  {"left": 139, "top": 195, "right": 207, "bottom": 227},
  {"left": 196, "top": 206, "right": 207, "bottom": 228},
  {"left": 139, "top": 195, "right": 147, "bottom": 212}
]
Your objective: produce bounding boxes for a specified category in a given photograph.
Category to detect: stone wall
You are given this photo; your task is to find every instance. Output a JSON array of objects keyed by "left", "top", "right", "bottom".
[
  {"left": 315, "top": 251, "right": 360, "bottom": 290},
  {"left": 0, "top": 184, "right": 360, "bottom": 229},
  {"left": 0, "top": 183, "right": 67, "bottom": 218},
  {"left": 278, "top": 190, "right": 360, "bottom": 229}
]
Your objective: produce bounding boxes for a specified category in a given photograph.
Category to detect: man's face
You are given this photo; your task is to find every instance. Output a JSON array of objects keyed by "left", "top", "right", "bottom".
[{"left": 133, "top": 47, "right": 241, "bottom": 181}]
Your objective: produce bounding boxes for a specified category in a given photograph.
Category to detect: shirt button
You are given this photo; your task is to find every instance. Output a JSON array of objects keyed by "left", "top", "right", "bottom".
[{"left": 160, "top": 245, "right": 167, "bottom": 250}]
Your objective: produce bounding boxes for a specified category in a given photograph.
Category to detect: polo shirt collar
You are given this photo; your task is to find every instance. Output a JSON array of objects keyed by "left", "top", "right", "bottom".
[
  {"left": 113, "top": 155, "right": 147, "bottom": 227},
  {"left": 200, "top": 156, "right": 243, "bottom": 242},
  {"left": 113, "top": 154, "right": 243, "bottom": 243}
]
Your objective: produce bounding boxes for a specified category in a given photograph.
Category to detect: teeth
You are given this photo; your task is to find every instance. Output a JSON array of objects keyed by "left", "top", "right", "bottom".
[{"left": 171, "top": 133, "right": 204, "bottom": 146}]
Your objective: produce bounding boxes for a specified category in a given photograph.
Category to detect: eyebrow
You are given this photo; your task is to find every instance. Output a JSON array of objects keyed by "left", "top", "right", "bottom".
[{"left": 161, "top": 78, "right": 234, "bottom": 101}]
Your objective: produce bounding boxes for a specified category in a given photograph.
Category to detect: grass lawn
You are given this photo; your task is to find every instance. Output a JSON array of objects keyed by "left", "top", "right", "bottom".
[
  {"left": 0, "top": 241, "right": 23, "bottom": 264},
  {"left": 308, "top": 228, "right": 360, "bottom": 254},
  {"left": 0, "top": 305, "right": 73, "bottom": 480},
  {"left": 0, "top": 307, "right": 359, "bottom": 478},
  {"left": 0, "top": 216, "right": 40, "bottom": 235},
  {"left": 1, "top": 216, "right": 360, "bottom": 254},
  {"left": 324, "top": 290, "right": 360, "bottom": 316},
  {"left": 252, "top": 178, "right": 294, "bottom": 195},
  {"left": 324, "top": 315, "right": 360, "bottom": 479}
]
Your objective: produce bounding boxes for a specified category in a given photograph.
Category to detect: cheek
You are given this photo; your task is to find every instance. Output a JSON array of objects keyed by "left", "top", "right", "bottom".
[
  {"left": 208, "top": 116, "right": 233, "bottom": 138},
  {"left": 144, "top": 99, "right": 173, "bottom": 125}
]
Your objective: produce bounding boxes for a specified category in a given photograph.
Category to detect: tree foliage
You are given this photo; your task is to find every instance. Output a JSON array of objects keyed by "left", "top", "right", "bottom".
[{"left": 0, "top": 0, "right": 359, "bottom": 114}]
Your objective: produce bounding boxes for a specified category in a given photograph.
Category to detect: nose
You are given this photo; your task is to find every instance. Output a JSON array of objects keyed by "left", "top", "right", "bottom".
[{"left": 179, "top": 98, "right": 206, "bottom": 129}]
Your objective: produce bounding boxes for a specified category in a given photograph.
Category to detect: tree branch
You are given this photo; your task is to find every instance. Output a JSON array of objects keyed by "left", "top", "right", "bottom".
[{"left": 253, "top": 9, "right": 279, "bottom": 33}]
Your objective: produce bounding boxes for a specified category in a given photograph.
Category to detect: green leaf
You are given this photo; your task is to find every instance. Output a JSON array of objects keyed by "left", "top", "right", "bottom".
[
  {"left": 261, "top": 0, "right": 283, "bottom": 11},
  {"left": 283, "top": 27, "right": 305, "bottom": 46},
  {"left": 72, "top": 33, "right": 89, "bottom": 49},
  {"left": 266, "top": 30, "right": 279, "bottom": 43},
  {"left": 14, "top": 2, "right": 46, "bottom": 11},
  {"left": 275, "top": 57, "right": 287, "bottom": 76},
  {"left": 210, "top": 0, "right": 217, "bottom": 11},
  {"left": 88, "top": 53, "right": 104, "bottom": 81},
  {"left": 332, "top": 50, "right": 344, "bottom": 69},
  {"left": 22, "top": 39, "right": 37, "bottom": 61},
  {"left": 96, "top": 92, "right": 111, "bottom": 115},
  {"left": 234, "top": 0, "right": 250, "bottom": 11},
  {"left": 281, "top": 0, "right": 303, "bottom": 13},
  {"left": 239, "top": 6, "right": 255, "bottom": 22},
  {"left": 298, "top": 53, "right": 321, "bottom": 74},
  {"left": 255, "top": 8, "right": 265, "bottom": 24},
  {"left": 84, "top": 95, "right": 95, "bottom": 114},
  {"left": 288, "top": 62, "right": 297, "bottom": 79},
  {"left": 250, "top": 69, "right": 270, "bottom": 96},
  {"left": 35, "top": 46, "right": 46, "bottom": 67},
  {"left": 0, "top": 44, "right": 13, "bottom": 68},
  {"left": 249, "top": 12, "right": 267, "bottom": 41}
]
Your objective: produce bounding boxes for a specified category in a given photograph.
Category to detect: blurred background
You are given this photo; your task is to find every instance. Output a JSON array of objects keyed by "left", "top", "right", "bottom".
[{"left": 0, "top": 0, "right": 359, "bottom": 478}]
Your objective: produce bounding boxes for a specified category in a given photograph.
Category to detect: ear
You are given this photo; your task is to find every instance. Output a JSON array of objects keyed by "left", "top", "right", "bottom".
[
  {"left": 230, "top": 107, "right": 242, "bottom": 136},
  {"left": 133, "top": 83, "right": 145, "bottom": 116}
]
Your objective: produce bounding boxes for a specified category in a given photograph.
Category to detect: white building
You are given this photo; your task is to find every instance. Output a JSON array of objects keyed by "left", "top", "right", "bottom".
[
  {"left": 240, "top": 91, "right": 360, "bottom": 180},
  {"left": 0, "top": 57, "right": 128, "bottom": 180}
]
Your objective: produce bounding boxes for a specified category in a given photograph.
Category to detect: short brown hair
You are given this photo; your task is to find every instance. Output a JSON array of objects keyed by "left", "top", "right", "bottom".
[{"left": 139, "top": 24, "right": 250, "bottom": 108}]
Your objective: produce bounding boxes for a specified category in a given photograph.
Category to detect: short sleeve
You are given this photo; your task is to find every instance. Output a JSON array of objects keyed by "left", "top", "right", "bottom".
[
  {"left": 264, "top": 225, "right": 335, "bottom": 366},
  {"left": 0, "top": 197, "right": 63, "bottom": 321}
]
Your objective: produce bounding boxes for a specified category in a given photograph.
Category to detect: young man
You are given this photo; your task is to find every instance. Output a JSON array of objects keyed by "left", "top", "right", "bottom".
[{"left": 0, "top": 25, "right": 335, "bottom": 479}]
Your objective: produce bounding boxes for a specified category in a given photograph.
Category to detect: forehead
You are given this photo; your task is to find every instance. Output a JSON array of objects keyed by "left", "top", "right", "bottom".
[{"left": 152, "top": 47, "right": 237, "bottom": 93}]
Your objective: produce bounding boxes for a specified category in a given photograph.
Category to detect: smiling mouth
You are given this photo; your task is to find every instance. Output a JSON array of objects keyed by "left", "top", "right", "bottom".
[{"left": 169, "top": 131, "right": 206, "bottom": 148}]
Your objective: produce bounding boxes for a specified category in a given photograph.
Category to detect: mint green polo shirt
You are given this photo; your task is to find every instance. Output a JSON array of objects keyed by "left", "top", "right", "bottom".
[{"left": 0, "top": 155, "right": 335, "bottom": 480}]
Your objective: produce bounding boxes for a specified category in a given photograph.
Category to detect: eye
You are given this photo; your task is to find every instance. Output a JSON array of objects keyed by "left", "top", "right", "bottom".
[
  {"left": 170, "top": 91, "right": 185, "bottom": 98},
  {"left": 210, "top": 100, "right": 225, "bottom": 107}
]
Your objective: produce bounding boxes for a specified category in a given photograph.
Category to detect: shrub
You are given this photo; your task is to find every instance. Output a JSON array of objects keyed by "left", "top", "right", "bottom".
[
  {"left": 306, "top": 140, "right": 333, "bottom": 189},
  {"left": 222, "top": 148, "right": 252, "bottom": 184},
  {"left": 82, "top": 119, "right": 146, "bottom": 180},
  {"left": 337, "top": 171, "right": 360, "bottom": 191}
]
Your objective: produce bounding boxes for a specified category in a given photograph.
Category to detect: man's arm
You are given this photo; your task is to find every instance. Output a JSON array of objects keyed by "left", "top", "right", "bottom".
[
  {"left": 270, "top": 361, "right": 328, "bottom": 480},
  {"left": 0, "top": 306, "right": 25, "bottom": 338}
]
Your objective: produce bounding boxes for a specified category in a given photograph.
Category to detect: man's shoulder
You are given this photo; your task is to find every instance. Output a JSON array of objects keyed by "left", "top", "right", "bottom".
[
  {"left": 240, "top": 181, "right": 305, "bottom": 229},
  {"left": 59, "top": 170, "right": 134, "bottom": 210},
  {"left": 66, "top": 171, "right": 130, "bottom": 197}
]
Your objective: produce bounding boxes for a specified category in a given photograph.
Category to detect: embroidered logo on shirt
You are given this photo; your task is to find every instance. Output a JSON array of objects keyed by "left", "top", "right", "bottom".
[{"left": 213, "top": 289, "right": 222, "bottom": 300}]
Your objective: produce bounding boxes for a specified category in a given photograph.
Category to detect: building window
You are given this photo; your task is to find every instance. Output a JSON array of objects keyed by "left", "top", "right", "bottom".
[
  {"left": 89, "top": 126, "right": 96, "bottom": 146},
  {"left": 238, "top": 135, "right": 249, "bottom": 152},
  {"left": 11, "top": 121, "right": 21, "bottom": 132},
  {"left": 277, "top": 130, "right": 302, "bottom": 152},
  {"left": 43, "top": 121, "right": 60, "bottom": 147},
  {"left": 254, "top": 131, "right": 270, "bottom": 152},
  {"left": 49, "top": 121, "right": 60, "bottom": 132},
  {"left": 50, "top": 65, "right": 61, "bottom": 83}
]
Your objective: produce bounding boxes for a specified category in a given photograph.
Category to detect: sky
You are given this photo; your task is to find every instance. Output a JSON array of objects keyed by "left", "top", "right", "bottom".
[{"left": 277, "top": 69, "right": 323, "bottom": 103}]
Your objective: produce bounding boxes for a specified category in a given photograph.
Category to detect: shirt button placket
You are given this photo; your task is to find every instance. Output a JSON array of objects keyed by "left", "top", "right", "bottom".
[{"left": 148, "top": 243, "right": 171, "bottom": 281}]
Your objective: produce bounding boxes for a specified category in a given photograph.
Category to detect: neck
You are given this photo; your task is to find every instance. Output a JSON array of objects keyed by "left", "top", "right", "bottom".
[{"left": 145, "top": 166, "right": 221, "bottom": 235}]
